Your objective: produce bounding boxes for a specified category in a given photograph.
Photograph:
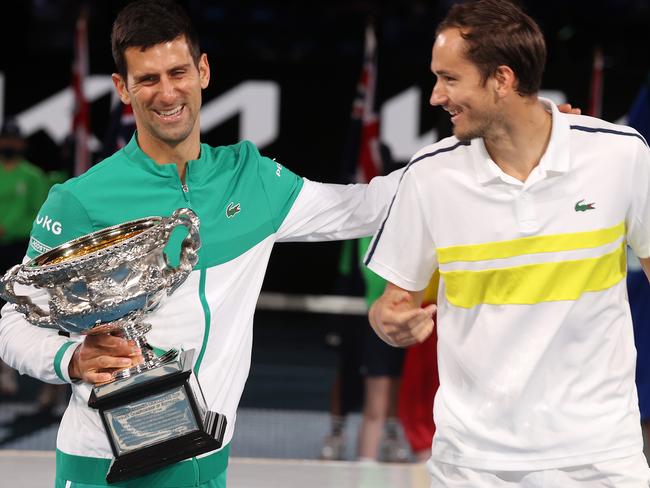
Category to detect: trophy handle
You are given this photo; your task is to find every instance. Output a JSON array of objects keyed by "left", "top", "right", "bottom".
[
  {"left": 0, "top": 264, "right": 56, "bottom": 328},
  {"left": 163, "top": 208, "right": 201, "bottom": 294}
]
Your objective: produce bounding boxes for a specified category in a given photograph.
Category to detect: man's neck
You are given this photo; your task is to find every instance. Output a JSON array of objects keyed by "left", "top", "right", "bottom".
[
  {"left": 483, "top": 98, "right": 552, "bottom": 183},
  {"left": 137, "top": 132, "right": 200, "bottom": 184}
]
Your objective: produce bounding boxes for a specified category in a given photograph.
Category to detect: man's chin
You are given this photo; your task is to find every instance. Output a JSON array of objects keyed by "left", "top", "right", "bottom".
[
  {"left": 452, "top": 129, "right": 473, "bottom": 142},
  {"left": 453, "top": 126, "right": 482, "bottom": 142},
  {"left": 154, "top": 128, "right": 193, "bottom": 147}
]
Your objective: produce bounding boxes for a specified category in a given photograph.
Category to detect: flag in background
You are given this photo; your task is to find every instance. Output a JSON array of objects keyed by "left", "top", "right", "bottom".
[
  {"left": 342, "top": 23, "right": 383, "bottom": 185},
  {"left": 587, "top": 47, "right": 604, "bottom": 118},
  {"left": 71, "top": 6, "right": 90, "bottom": 176},
  {"left": 337, "top": 22, "right": 383, "bottom": 289},
  {"left": 100, "top": 97, "right": 135, "bottom": 160},
  {"left": 355, "top": 24, "right": 382, "bottom": 183},
  {"left": 627, "top": 73, "right": 650, "bottom": 141}
]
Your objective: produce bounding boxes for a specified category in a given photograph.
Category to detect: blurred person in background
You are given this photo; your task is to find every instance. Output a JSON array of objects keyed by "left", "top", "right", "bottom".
[
  {"left": 356, "top": 235, "right": 408, "bottom": 463},
  {"left": 0, "top": 118, "right": 50, "bottom": 399}
]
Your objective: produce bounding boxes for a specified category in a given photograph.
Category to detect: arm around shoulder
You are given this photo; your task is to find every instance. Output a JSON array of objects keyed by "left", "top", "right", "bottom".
[{"left": 276, "top": 167, "right": 404, "bottom": 242}]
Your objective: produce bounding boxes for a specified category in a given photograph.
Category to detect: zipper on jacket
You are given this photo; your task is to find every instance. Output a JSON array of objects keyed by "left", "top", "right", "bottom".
[{"left": 180, "top": 164, "right": 191, "bottom": 203}]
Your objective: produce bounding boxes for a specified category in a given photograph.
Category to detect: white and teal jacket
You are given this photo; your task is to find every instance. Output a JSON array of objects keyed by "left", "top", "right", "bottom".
[{"left": 0, "top": 135, "right": 401, "bottom": 483}]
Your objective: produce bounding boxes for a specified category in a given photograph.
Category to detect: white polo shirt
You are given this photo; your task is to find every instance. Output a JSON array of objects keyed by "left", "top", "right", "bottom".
[{"left": 366, "top": 99, "right": 650, "bottom": 470}]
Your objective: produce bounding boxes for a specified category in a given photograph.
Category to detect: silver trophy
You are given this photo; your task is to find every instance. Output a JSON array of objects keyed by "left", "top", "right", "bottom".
[{"left": 0, "top": 208, "right": 226, "bottom": 483}]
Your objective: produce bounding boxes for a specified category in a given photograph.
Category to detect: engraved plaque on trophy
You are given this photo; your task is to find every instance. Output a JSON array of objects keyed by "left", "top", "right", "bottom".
[{"left": 0, "top": 208, "right": 227, "bottom": 483}]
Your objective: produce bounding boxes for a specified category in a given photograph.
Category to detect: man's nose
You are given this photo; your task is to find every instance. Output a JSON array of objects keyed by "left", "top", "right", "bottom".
[
  {"left": 430, "top": 81, "right": 447, "bottom": 106},
  {"left": 159, "top": 77, "right": 177, "bottom": 102}
]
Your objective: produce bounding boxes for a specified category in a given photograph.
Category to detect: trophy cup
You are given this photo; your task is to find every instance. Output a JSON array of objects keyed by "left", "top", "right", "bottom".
[{"left": 0, "top": 208, "right": 226, "bottom": 483}]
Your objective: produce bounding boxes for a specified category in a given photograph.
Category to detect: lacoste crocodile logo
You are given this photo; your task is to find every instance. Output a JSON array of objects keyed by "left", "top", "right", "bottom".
[
  {"left": 226, "top": 202, "right": 241, "bottom": 218},
  {"left": 574, "top": 199, "right": 596, "bottom": 212}
]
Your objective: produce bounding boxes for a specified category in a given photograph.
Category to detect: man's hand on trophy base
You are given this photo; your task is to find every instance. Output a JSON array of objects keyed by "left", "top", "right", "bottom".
[{"left": 69, "top": 334, "right": 144, "bottom": 385}]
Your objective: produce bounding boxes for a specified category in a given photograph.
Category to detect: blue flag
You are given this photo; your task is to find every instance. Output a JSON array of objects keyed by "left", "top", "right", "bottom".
[
  {"left": 627, "top": 72, "right": 650, "bottom": 420},
  {"left": 628, "top": 76, "right": 650, "bottom": 142}
]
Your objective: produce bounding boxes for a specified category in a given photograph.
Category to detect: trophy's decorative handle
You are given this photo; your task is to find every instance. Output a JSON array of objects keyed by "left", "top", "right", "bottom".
[
  {"left": 0, "top": 264, "right": 56, "bottom": 328},
  {"left": 163, "top": 208, "right": 202, "bottom": 294}
]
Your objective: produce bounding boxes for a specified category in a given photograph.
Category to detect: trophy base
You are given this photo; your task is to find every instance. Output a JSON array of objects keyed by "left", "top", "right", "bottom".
[
  {"left": 105, "top": 425, "right": 224, "bottom": 484},
  {"left": 88, "top": 350, "right": 227, "bottom": 484}
]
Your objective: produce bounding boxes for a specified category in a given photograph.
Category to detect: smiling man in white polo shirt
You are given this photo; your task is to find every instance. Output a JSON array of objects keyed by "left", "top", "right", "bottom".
[{"left": 365, "top": 0, "right": 650, "bottom": 486}]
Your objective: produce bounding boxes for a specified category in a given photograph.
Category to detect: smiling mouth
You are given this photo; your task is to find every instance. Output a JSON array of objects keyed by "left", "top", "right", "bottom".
[
  {"left": 445, "top": 106, "right": 462, "bottom": 123},
  {"left": 154, "top": 105, "right": 185, "bottom": 121}
]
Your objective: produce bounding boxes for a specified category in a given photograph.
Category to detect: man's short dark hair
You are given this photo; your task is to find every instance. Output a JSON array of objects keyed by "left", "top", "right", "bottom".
[
  {"left": 437, "top": 0, "right": 546, "bottom": 96},
  {"left": 111, "top": 0, "right": 201, "bottom": 79}
]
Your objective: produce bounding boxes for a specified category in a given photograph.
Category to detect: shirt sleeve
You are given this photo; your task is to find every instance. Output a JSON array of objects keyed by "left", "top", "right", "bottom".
[
  {"left": 364, "top": 168, "right": 438, "bottom": 291},
  {"left": 0, "top": 288, "right": 81, "bottom": 385},
  {"left": 27, "top": 184, "right": 95, "bottom": 259},
  {"left": 276, "top": 168, "right": 403, "bottom": 242},
  {"left": 626, "top": 137, "right": 650, "bottom": 258},
  {"left": 0, "top": 184, "right": 94, "bottom": 384},
  {"left": 253, "top": 143, "right": 304, "bottom": 231}
]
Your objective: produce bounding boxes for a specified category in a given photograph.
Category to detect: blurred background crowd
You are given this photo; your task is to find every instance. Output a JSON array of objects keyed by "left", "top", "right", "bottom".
[{"left": 0, "top": 0, "right": 649, "bottom": 463}]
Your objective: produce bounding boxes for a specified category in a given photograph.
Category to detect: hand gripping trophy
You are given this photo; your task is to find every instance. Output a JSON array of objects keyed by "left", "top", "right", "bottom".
[{"left": 0, "top": 208, "right": 226, "bottom": 483}]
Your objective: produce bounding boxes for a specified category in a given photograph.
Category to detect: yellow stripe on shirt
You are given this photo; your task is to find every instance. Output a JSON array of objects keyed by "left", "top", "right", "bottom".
[
  {"left": 437, "top": 222, "right": 625, "bottom": 264},
  {"left": 441, "top": 242, "right": 627, "bottom": 308}
]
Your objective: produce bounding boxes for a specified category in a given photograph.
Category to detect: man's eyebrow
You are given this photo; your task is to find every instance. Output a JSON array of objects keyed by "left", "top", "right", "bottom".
[
  {"left": 168, "top": 63, "right": 192, "bottom": 72},
  {"left": 132, "top": 63, "right": 193, "bottom": 82},
  {"left": 434, "top": 69, "right": 454, "bottom": 77}
]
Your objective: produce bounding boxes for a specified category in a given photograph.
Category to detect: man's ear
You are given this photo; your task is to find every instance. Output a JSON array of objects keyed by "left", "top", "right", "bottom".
[
  {"left": 493, "top": 65, "right": 517, "bottom": 98},
  {"left": 198, "top": 53, "right": 210, "bottom": 89},
  {"left": 111, "top": 73, "right": 131, "bottom": 105}
]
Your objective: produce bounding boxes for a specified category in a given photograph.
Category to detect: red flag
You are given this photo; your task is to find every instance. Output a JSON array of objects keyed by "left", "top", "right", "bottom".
[
  {"left": 353, "top": 24, "right": 382, "bottom": 183},
  {"left": 71, "top": 6, "right": 90, "bottom": 176},
  {"left": 587, "top": 47, "right": 604, "bottom": 117}
]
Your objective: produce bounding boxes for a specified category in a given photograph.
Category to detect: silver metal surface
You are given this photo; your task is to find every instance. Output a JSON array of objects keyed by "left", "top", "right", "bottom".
[{"left": 0, "top": 208, "right": 200, "bottom": 335}]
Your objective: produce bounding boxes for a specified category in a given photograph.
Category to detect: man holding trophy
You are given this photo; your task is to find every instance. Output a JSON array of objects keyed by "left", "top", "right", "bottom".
[{"left": 0, "top": 1, "right": 411, "bottom": 486}]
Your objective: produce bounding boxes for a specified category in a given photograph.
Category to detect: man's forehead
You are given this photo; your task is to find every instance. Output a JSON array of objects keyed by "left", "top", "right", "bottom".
[
  {"left": 433, "top": 28, "right": 467, "bottom": 54},
  {"left": 431, "top": 28, "right": 470, "bottom": 70},
  {"left": 124, "top": 38, "right": 193, "bottom": 73},
  {"left": 125, "top": 37, "right": 190, "bottom": 58}
]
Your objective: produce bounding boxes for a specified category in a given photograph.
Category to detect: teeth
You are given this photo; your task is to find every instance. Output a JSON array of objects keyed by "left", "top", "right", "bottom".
[{"left": 158, "top": 106, "right": 182, "bottom": 116}]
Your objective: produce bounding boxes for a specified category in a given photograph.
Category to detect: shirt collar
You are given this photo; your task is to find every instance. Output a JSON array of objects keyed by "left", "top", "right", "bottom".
[
  {"left": 471, "top": 97, "right": 572, "bottom": 185},
  {"left": 123, "top": 131, "right": 209, "bottom": 178}
]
